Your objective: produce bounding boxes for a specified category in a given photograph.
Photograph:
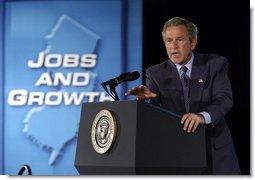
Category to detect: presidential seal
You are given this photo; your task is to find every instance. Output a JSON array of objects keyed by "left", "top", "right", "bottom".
[{"left": 91, "top": 109, "right": 117, "bottom": 154}]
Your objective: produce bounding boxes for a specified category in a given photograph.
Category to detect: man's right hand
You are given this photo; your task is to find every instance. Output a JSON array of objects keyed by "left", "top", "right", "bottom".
[{"left": 125, "top": 85, "right": 157, "bottom": 100}]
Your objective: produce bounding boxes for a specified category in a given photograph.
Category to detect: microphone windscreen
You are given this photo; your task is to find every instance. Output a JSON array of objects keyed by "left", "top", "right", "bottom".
[{"left": 129, "top": 71, "right": 140, "bottom": 81}]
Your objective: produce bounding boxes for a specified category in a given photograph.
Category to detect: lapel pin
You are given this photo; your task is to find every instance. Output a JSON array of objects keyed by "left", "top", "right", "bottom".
[{"left": 198, "top": 79, "right": 204, "bottom": 83}]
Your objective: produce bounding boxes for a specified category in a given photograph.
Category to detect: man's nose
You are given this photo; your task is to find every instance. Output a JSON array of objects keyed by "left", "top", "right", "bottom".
[{"left": 171, "top": 41, "right": 178, "bottom": 48}]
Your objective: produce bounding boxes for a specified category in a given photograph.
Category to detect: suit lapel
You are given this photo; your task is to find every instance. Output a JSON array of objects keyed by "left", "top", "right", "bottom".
[
  {"left": 163, "top": 61, "right": 186, "bottom": 113},
  {"left": 164, "top": 61, "right": 182, "bottom": 90},
  {"left": 189, "top": 53, "right": 207, "bottom": 113}
]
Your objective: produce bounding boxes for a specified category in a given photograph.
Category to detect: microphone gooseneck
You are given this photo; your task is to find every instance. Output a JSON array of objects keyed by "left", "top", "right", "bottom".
[{"left": 17, "top": 164, "right": 32, "bottom": 175}]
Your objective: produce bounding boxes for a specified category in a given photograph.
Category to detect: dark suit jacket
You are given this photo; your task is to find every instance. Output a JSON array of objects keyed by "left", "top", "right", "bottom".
[{"left": 146, "top": 52, "right": 240, "bottom": 175}]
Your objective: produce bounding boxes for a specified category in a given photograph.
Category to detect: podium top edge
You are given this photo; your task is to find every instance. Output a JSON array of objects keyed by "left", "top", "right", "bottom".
[{"left": 82, "top": 100, "right": 181, "bottom": 119}]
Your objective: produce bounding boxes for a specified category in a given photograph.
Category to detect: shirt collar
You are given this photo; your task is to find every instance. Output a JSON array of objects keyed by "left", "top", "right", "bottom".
[{"left": 174, "top": 53, "right": 194, "bottom": 78}]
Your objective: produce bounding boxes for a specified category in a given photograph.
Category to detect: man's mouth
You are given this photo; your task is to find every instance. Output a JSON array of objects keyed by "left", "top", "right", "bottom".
[{"left": 171, "top": 52, "right": 180, "bottom": 56}]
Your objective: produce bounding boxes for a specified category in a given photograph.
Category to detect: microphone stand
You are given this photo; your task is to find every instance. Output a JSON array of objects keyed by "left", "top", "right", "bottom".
[
  {"left": 17, "top": 164, "right": 32, "bottom": 175},
  {"left": 109, "top": 84, "right": 119, "bottom": 101},
  {"left": 101, "top": 82, "right": 119, "bottom": 101}
]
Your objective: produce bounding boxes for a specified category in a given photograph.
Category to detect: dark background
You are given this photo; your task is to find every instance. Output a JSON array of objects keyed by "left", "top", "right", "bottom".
[{"left": 142, "top": 0, "right": 250, "bottom": 175}]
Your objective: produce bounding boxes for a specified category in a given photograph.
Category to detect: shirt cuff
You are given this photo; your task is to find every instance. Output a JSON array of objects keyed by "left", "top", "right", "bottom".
[
  {"left": 198, "top": 111, "right": 212, "bottom": 124},
  {"left": 145, "top": 99, "right": 150, "bottom": 103}
]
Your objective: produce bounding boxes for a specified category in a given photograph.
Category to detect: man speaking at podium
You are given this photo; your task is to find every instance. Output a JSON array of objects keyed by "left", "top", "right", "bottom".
[{"left": 126, "top": 17, "right": 240, "bottom": 175}]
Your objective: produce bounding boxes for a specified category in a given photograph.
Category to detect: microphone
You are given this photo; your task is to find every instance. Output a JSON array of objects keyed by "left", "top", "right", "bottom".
[
  {"left": 101, "top": 71, "right": 140, "bottom": 101},
  {"left": 102, "top": 71, "right": 140, "bottom": 86}
]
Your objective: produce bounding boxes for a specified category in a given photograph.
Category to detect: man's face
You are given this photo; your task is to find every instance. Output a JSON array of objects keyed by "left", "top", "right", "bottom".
[{"left": 164, "top": 25, "right": 197, "bottom": 65}]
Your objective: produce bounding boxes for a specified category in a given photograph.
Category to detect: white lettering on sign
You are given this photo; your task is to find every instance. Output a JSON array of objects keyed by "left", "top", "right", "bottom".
[
  {"left": 8, "top": 90, "right": 113, "bottom": 106},
  {"left": 27, "top": 52, "right": 97, "bottom": 68},
  {"left": 8, "top": 52, "right": 113, "bottom": 106}
]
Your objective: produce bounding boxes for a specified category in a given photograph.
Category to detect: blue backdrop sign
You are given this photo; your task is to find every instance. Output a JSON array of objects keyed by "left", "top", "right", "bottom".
[{"left": 1, "top": 0, "right": 142, "bottom": 175}]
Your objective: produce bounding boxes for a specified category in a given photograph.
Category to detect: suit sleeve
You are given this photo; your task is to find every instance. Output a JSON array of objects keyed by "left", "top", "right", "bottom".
[
  {"left": 145, "top": 68, "right": 161, "bottom": 106},
  {"left": 205, "top": 58, "right": 233, "bottom": 127}
]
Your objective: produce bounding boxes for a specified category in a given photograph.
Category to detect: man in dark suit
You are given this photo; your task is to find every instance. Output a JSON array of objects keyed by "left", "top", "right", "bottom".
[{"left": 126, "top": 17, "right": 240, "bottom": 174}]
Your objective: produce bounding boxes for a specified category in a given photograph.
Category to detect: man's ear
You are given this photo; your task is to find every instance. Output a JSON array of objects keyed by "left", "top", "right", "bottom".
[{"left": 191, "top": 38, "right": 197, "bottom": 50}]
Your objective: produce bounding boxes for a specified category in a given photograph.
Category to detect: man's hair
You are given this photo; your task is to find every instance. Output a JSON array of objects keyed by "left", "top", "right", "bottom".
[{"left": 162, "top": 17, "right": 198, "bottom": 40}]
